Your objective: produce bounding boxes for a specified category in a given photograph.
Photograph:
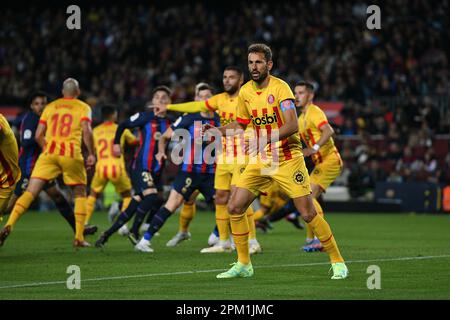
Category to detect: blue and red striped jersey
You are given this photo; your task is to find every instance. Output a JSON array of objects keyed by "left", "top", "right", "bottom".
[
  {"left": 170, "top": 112, "right": 220, "bottom": 174},
  {"left": 115, "top": 111, "right": 171, "bottom": 173},
  {"left": 18, "top": 111, "right": 41, "bottom": 176}
]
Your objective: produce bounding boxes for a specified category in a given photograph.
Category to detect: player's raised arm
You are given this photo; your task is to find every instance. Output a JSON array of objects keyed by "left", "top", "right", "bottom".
[{"left": 155, "top": 97, "right": 217, "bottom": 116}]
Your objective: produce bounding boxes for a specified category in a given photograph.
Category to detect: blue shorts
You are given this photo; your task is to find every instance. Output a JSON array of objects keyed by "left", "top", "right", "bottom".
[
  {"left": 172, "top": 171, "right": 215, "bottom": 203},
  {"left": 14, "top": 171, "right": 55, "bottom": 197},
  {"left": 131, "top": 170, "right": 162, "bottom": 196}
]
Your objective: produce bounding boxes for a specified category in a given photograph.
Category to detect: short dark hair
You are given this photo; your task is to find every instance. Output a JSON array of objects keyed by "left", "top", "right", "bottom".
[
  {"left": 195, "top": 82, "right": 212, "bottom": 95},
  {"left": 152, "top": 85, "right": 172, "bottom": 97},
  {"left": 28, "top": 91, "right": 47, "bottom": 105},
  {"left": 224, "top": 65, "right": 243, "bottom": 77},
  {"left": 248, "top": 43, "right": 273, "bottom": 62},
  {"left": 295, "top": 81, "right": 315, "bottom": 93},
  {"left": 101, "top": 104, "right": 117, "bottom": 118}
]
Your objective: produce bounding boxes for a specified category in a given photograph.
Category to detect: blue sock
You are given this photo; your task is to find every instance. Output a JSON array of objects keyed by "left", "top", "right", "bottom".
[
  {"left": 212, "top": 225, "right": 219, "bottom": 237},
  {"left": 144, "top": 207, "right": 172, "bottom": 241},
  {"left": 104, "top": 198, "right": 139, "bottom": 238}
]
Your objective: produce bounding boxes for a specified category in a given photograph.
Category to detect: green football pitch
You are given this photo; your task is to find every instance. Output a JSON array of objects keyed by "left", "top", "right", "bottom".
[{"left": 0, "top": 211, "right": 449, "bottom": 300}]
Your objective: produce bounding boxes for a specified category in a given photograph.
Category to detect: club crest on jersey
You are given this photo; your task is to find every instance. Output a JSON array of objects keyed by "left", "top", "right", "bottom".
[
  {"left": 267, "top": 94, "right": 275, "bottom": 104},
  {"left": 153, "top": 131, "right": 161, "bottom": 140},
  {"left": 293, "top": 170, "right": 305, "bottom": 185},
  {"left": 251, "top": 112, "right": 278, "bottom": 126}
]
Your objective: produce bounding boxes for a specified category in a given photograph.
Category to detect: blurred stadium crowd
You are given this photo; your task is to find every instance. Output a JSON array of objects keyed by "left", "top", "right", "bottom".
[{"left": 1, "top": 0, "right": 449, "bottom": 197}]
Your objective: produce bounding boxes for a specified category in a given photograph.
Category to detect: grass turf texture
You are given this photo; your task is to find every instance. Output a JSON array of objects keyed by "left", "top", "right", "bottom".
[{"left": 0, "top": 211, "right": 449, "bottom": 299}]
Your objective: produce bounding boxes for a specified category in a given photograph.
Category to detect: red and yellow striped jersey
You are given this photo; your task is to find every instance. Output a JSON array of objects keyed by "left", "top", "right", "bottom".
[
  {"left": 0, "top": 113, "right": 21, "bottom": 188},
  {"left": 39, "top": 98, "right": 92, "bottom": 159},
  {"left": 236, "top": 75, "right": 302, "bottom": 162},
  {"left": 205, "top": 92, "right": 247, "bottom": 163},
  {"left": 298, "top": 104, "right": 339, "bottom": 165},
  {"left": 93, "top": 122, "right": 137, "bottom": 178}
]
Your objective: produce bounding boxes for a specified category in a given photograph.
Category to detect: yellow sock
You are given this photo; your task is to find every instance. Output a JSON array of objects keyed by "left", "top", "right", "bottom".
[
  {"left": 245, "top": 206, "right": 256, "bottom": 240},
  {"left": 85, "top": 195, "right": 96, "bottom": 225},
  {"left": 253, "top": 209, "right": 265, "bottom": 221},
  {"left": 121, "top": 197, "right": 132, "bottom": 212},
  {"left": 306, "top": 198, "right": 324, "bottom": 240},
  {"left": 74, "top": 197, "right": 87, "bottom": 241},
  {"left": 215, "top": 204, "right": 230, "bottom": 241},
  {"left": 230, "top": 212, "right": 250, "bottom": 265},
  {"left": 6, "top": 191, "right": 34, "bottom": 229},
  {"left": 308, "top": 213, "right": 344, "bottom": 263},
  {"left": 179, "top": 203, "right": 196, "bottom": 233}
]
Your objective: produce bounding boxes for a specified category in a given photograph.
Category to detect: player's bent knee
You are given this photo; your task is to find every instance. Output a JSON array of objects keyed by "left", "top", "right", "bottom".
[
  {"left": 215, "top": 189, "right": 230, "bottom": 205},
  {"left": 228, "top": 203, "right": 246, "bottom": 215}
]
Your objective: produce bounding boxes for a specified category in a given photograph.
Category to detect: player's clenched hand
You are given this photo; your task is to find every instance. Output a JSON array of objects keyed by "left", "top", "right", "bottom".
[
  {"left": 112, "top": 144, "right": 122, "bottom": 157},
  {"left": 155, "top": 152, "right": 167, "bottom": 165},
  {"left": 86, "top": 154, "right": 96, "bottom": 169},
  {"left": 302, "top": 148, "right": 317, "bottom": 157}
]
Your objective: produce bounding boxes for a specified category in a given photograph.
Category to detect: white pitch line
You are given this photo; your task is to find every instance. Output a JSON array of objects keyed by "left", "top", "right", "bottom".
[{"left": 0, "top": 254, "right": 449, "bottom": 290}]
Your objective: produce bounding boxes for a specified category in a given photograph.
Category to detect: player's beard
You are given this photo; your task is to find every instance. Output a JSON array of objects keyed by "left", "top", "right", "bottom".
[
  {"left": 251, "top": 68, "right": 269, "bottom": 84},
  {"left": 224, "top": 84, "right": 239, "bottom": 95}
]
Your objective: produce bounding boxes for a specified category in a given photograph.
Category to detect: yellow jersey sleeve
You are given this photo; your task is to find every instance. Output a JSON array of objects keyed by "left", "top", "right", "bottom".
[
  {"left": 310, "top": 106, "right": 329, "bottom": 130},
  {"left": 123, "top": 129, "right": 138, "bottom": 146},
  {"left": 276, "top": 80, "right": 295, "bottom": 104},
  {"left": 39, "top": 102, "right": 52, "bottom": 125},
  {"left": 167, "top": 101, "right": 209, "bottom": 113},
  {"left": 81, "top": 104, "right": 92, "bottom": 123},
  {"left": 236, "top": 92, "right": 251, "bottom": 125},
  {"left": 205, "top": 94, "right": 221, "bottom": 112}
]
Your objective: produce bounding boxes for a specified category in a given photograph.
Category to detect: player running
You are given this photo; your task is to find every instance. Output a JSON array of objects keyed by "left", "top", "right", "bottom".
[
  {"left": 203, "top": 44, "right": 348, "bottom": 279},
  {"left": 134, "top": 85, "right": 220, "bottom": 253},
  {"left": 0, "top": 113, "right": 21, "bottom": 221},
  {"left": 165, "top": 83, "right": 213, "bottom": 247},
  {"left": 3, "top": 91, "right": 96, "bottom": 236},
  {"left": 94, "top": 86, "right": 171, "bottom": 248},
  {"left": 156, "top": 67, "right": 262, "bottom": 254},
  {"left": 295, "top": 81, "right": 343, "bottom": 252},
  {"left": 0, "top": 78, "right": 96, "bottom": 247},
  {"left": 84, "top": 105, "right": 138, "bottom": 230}
]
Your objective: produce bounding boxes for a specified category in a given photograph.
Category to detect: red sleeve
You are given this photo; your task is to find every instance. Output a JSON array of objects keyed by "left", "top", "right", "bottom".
[
  {"left": 205, "top": 100, "right": 215, "bottom": 112},
  {"left": 237, "top": 117, "right": 251, "bottom": 125}
]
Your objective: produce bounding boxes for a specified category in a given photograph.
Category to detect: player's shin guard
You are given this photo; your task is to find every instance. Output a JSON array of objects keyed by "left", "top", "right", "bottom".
[
  {"left": 309, "top": 214, "right": 344, "bottom": 263},
  {"left": 144, "top": 207, "right": 172, "bottom": 241},
  {"left": 53, "top": 195, "right": 76, "bottom": 232},
  {"left": 85, "top": 195, "right": 97, "bottom": 225},
  {"left": 215, "top": 204, "right": 230, "bottom": 241},
  {"left": 6, "top": 191, "right": 34, "bottom": 229},
  {"left": 179, "top": 203, "right": 196, "bottom": 233},
  {"left": 230, "top": 212, "right": 250, "bottom": 265},
  {"left": 245, "top": 206, "right": 256, "bottom": 240},
  {"left": 307, "top": 198, "right": 324, "bottom": 240},
  {"left": 74, "top": 197, "right": 87, "bottom": 241},
  {"left": 130, "top": 194, "right": 158, "bottom": 236}
]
